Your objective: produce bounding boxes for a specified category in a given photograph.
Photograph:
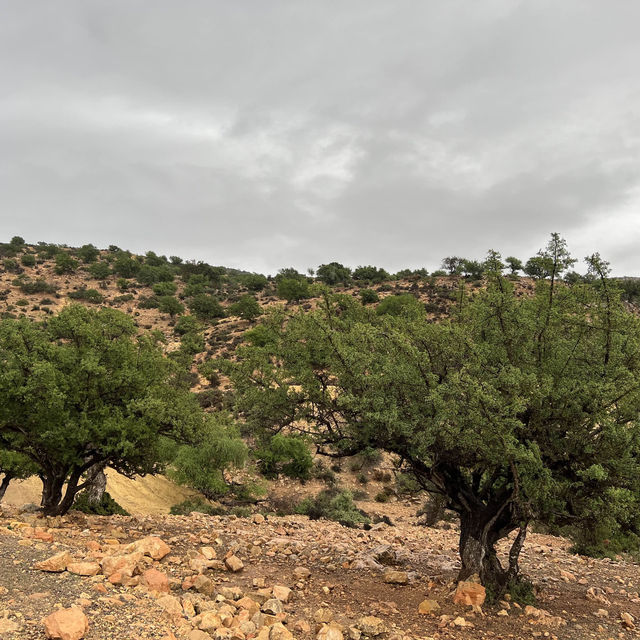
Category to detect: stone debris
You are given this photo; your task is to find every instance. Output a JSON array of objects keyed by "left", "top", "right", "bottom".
[{"left": 43, "top": 607, "right": 89, "bottom": 640}]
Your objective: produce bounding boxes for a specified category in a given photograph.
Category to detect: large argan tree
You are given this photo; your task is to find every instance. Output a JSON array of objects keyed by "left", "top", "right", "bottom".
[
  {"left": 224, "top": 237, "right": 640, "bottom": 592},
  {"left": 0, "top": 305, "right": 212, "bottom": 515}
]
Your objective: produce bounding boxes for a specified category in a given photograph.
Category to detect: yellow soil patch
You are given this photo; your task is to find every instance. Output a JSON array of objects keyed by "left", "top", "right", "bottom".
[{"left": 2, "top": 470, "right": 199, "bottom": 515}]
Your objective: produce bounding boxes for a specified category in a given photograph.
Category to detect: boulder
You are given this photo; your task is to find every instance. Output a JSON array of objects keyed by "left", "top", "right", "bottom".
[
  {"left": 35, "top": 551, "right": 72, "bottom": 573},
  {"left": 125, "top": 536, "right": 171, "bottom": 560},
  {"left": 67, "top": 562, "right": 101, "bottom": 577},
  {"left": 356, "top": 616, "right": 386, "bottom": 636},
  {"left": 43, "top": 607, "right": 89, "bottom": 640},
  {"left": 418, "top": 599, "right": 440, "bottom": 615},
  {"left": 141, "top": 568, "right": 170, "bottom": 593},
  {"left": 224, "top": 555, "right": 244, "bottom": 572},
  {"left": 453, "top": 581, "right": 486, "bottom": 610},
  {"left": 382, "top": 570, "right": 408, "bottom": 585}
]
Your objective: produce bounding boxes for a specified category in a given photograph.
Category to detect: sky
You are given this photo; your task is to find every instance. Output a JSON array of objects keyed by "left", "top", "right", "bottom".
[{"left": 1, "top": 1, "right": 639, "bottom": 276}]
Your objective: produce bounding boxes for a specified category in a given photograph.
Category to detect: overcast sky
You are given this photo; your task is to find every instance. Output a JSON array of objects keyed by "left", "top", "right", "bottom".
[{"left": 1, "top": 1, "right": 639, "bottom": 275}]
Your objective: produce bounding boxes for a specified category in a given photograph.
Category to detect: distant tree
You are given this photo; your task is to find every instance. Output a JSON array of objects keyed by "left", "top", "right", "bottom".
[
  {"left": 9, "top": 236, "right": 25, "bottom": 248},
  {"left": 170, "top": 255, "right": 184, "bottom": 265},
  {"left": 88, "top": 261, "right": 111, "bottom": 280},
  {"left": 174, "top": 314, "right": 202, "bottom": 336},
  {"left": 153, "top": 281, "right": 178, "bottom": 297},
  {"left": 243, "top": 273, "right": 268, "bottom": 292},
  {"left": 230, "top": 295, "right": 262, "bottom": 321},
  {"left": 184, "top": 274, "right": 210, "bottom": 297},
  {"left": 145, "top": 251, "right": 168, "bottom": 267},
  {"left": 77, "top": 244, "right": 100, "bottom": 263},
  {"left": 441, "top": 256, "right": 465, "bottom": 275},
  {"left": 352, "top": 266, "right": 390, "bottom": 283},
  {"left": 359, "top": 289, "right": 379, "bottom": 304},
  {"left": 505, "top": 256, "right": 523, "bottom": 274},
  {"left": 461, "top": 259, "right": 484, "bottom": 279},
  {"left": 20, "top": 253, "right": 36, "bottom": 267},
  {"left": 113, "top": 253, "right": 140, "bottom": 278},
  {"left": 188, "top": 294, "right": 226, "bottom": 320},
  {"left": 158, "top": 296, "right": 185, "bottom": 317},
  {"left": 137, "top": 264, "right": 175, "bottom": 286},
  {"left": 276, "top": 278, "right": 310, "bottom": 302},
  {"left": 376, "top": 294, "right": 424, "bottom": 317},
  {"left": 316, "top": 262, "right": 352, "bottom": 286},
  {"left": 54, "top": 252, "right": 78, "bottom": 275}
]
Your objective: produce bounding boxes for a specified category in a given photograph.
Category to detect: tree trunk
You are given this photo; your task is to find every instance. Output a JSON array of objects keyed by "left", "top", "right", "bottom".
[
  {"left": 40, "top": 473, "right": 65, "bottom": 515},
  {"left": 83, "top": 462, "right": 107, "bottom": 505},
  {"left": 0, "top": 474, "right": 12, "bottom": 502},
  {"left": 457, "top": 511, "right": 527, "bottom": 595}
]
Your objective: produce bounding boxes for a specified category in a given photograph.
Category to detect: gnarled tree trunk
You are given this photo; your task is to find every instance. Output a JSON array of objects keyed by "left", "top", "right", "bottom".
[
  {"left": 0, "top": 473, "right": 12, "bottom": 502},
  {"left": 83, "top": 462, "right": 107, "bottom": 506}
]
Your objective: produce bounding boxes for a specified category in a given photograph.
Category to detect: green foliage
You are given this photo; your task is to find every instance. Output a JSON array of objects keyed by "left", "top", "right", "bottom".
[
  {"left": 19, "top": 278, "right": 57, "bottom": 295},
  {"left": 169, "top": 414, "right": 247, "bottom": 499},
  {"left": 256, "top": 434, "right": 313, "bottom": 479},
  {"left": 376, "top": 293, "right": 424, "bottom": 317},
  {"left": 352, "top": 265, "right": 389, "bottom": 283},
  {"left": 225, "top": 235, "right": 640, "bottom": 589},
  {"left": 20, "top": 253, "right": 36, "bottom": 267},
  {"left": 88, "top": 261, "right": 111, "bottom": 280},
  {"left": 9, "top": 236, "right": 25, "bottom": 248},
  {"left": 3, "top": 259, "right": 19, "bottom": 273},
  {"left": 316, "top": 262, "right": 352, "bottom": 286},
  {"left": 198, "top": 361, "right": 221, "bottom": 387},
  {"left": 184, "top": 274, "right": 210, "bottom": 297},
  {"left": 153, "top": 281, "right": 178, "bottom": 296},
  {"left": 0, "top": 305, "right": 208, "bottom": 515},
  {"left": 54, "top": 252, "right": 78, "bottom": 274},
  {"left": 137, "top": 264, "right": 175, "bottom": 286},
  {"left": 158, "top": 296, "right": 185, "bottom": 317},
  {"left": 138, "top": 295, "right": 159, "bottom": 309},
  {"left": 174, "top": 314, "right": 202, "bottom": 335},
  {"left": 77, "top": 244, "right": 100, "bottom": 263},
  {"left": 229, "top": 295, "right": 262, "bottom": 321},
  {"left": 359, "top": 289, "right": 379, "bottom": 304},
  {"left": 68, "top": 288, "right": 104, "bottom": 304},
  {"left": 188, "top": 294, "right": 225, "bottom": 320},
  {"left": 113, "top": 253, "right": 141, "bottom": 278},
  {"left": 505, "top": 256, "right": 523, "bottom": 274},
  {"left": 295, "top": 488, "right": 370, "bottom": 528},
  {"left": 72, "top": 491, "right": 129, "bottom": 516},
  {"left": 242, "top": 273, "right": 268, "bottom": 292},
  {"left": 276, "top": 278, "right": 310, "bottom": 302},
  {"left": 116, "top": 278, "right": 131, "bottom": 291}
]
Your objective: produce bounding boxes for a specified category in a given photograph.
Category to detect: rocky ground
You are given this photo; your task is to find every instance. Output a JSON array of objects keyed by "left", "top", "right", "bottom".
[{"left": 1, "top": 500, "right": 639, "bottom": 640}]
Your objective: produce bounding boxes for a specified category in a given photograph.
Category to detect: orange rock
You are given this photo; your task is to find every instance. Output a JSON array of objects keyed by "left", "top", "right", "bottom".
[
  {"left": 67, "top": 562, "right": 101, "bottom": 576},
  {"left": 453, "top": 581, "right": 486, "bottom": 610},
  {"left": 43, "top": 607, "right": 89, "bottom": 640},
  {"left": 141, "top": 568, "right": 170, "bottom": 593},
  {"left": 35, "top": 551, "right": 72, "bottom": 573},
  {"left": 100, "top": 551, "right": 143, "bottom": 579},
  {"left": 125, "top": 536, "right": 171, "bottom": 560},
  {"left": 224, "top": 555, "right": 244, "bottom": 572},
  {"left": 418, "top": 599, "right": 440, "bottom": 614}
]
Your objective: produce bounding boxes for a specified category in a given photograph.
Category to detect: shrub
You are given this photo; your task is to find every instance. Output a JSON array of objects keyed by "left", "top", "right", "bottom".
[
  {"left": 20, "top": 254, "right": 36, "bottom": 267},
  {"left": 359, "top": 289, "right": 379, "bottom": 304},
  {"left": 112, "top": 293, "right": 134, "bottom": 304},
  {"left": 153, "top": 281, "right": 178, "bottom": 296},
  {"left": 243, "top": 273, "right": 268, "bottom": 292},
  {"left": 54, "top": 252, "right": 78, "bottom": 274},
  {"left": 39, "top": 298, "right": 54, "bottom": 306},
  {"left": 295, "top": 488, "right": 370, "bottom": 528},
  {"left": 137, "top": 264, "right": 175, "bottom": 286},
  {"left": 174, "top": 314, "right": 202, "bottom": 335},
  {"left": 188, "top": 294, "right": 225, "bottom": 320},
  {"left": 68, "top": 288, "right": 104, "bottom": 304},
  {"left": 88, "top": 261, "right": 111, "bottom": 279},
  {"left": 158, "top": 295, "right": 184, "bottom": 316},
  {"left": 3, "top": 259, "right": 19, "bottom": 273},
  {"left": 72, "top": 491, "right": 129, "bottom": 516},
  {"left": 276, "top": 278, "right": 310, "bottom": 302},
  {"left": 113, "top": 253, "right": 140, "bottom": 278},
  {"left": 138, "top": 295, "right": 159, "bottom": 309},
  {"left": 196, "top": 388, "right": 224, "bottom": 409},
  {"left": 19, "top": 279, "right": 56, "bottom": 294},
  {"left": 77, "top": 244, "right": 100, "bottom": 263},
  {"left": 15, "top": 298, "right": 28, "bottom": 307},
  {"left": 256, "top": 434, "right": 313, "bottom": 479},
  {"left": 376, "top": 294, "right": 424, "bottom": 317},
  {"left": 229, "top": 295, "right": 262, "bottom": 321}
]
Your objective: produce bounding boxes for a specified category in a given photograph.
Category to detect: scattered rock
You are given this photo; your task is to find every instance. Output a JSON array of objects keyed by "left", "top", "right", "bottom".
[
  {"left": 382, "top": 570, "right": 408, "bottom": 585},
  {"left": 357, "top": 616, "right": 386, "bottom": 636},
  {"left": 67, "top": 561, "right": 101, "bottom": 576},
  {"left": 453, "top": 581, "right": 486, "bottom": 610},
  {"left": 35, "top": 551, "right": 72, "bottom": 573},
  {"left": 43, "top": 607, "right": 89, "bottom": 640},
  {"left": 418, "top": 599, "right": 440, "bottom": 615},
  {"left": 224, "top": 554, "right": 244, "bottom": 572}
]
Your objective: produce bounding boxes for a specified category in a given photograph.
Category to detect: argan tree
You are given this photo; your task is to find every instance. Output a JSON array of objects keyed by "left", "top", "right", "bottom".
[
  {"left": 223, "top": 236, "right": 640, "bottom": 593},
  {"left": 0, "top": 305, "right": 215, "bottom": 515}
]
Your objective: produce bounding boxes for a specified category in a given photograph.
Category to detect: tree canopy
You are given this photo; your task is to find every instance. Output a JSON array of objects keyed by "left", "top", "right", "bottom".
[{"left": 224, "top": 238, "right": 640, "bottom": 592}]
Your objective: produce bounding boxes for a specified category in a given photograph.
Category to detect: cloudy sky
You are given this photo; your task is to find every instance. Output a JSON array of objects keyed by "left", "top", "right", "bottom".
[{"left": 1, "top": 1, "right": 639, "bottom": 275}]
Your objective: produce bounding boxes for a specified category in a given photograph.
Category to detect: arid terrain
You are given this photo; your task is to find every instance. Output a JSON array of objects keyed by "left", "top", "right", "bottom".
[{"left": 1, "top": 495, "right": 639, "bottom": 640}]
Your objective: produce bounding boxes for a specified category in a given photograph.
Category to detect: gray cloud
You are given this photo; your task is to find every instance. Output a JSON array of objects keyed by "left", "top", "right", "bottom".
[{"left": 1, "top": 0, "right": 639, "bottom": 274}]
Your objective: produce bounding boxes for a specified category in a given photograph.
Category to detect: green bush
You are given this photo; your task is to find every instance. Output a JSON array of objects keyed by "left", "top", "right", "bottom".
[
  {"left": 359, "top": 289, "right": 379, "bottom": 304},
  {"left": 3, "top": 259, "right": 19, "bottom": 273},
  {"left": 174, "top": 314, "right": 202, "bottom": 335},
  {"left": 229, "top": 295, "right": 262, "bottom": 321},
  {"left": 68, "top": 288, "right": 104, "bottom": 304},
  {"left": 376, "top": 294, "right": 424, "bottom": 317},
  {"left": 54, "top": 252, "right": 78, "bottom": 274},
  {"left": 15, "top": 298, "right": 28, "bottom": 307},
  {"left": 72, "top": 491, "right": 129, "bottom": 516},
  {"left": 158, "top": 295, "right": 184, "bottom": 316},
  {"left": 88, "top": 262, "right": 111, "bottom": 279},
  {"left": 295, "top": 488, "right": 370, "bottom": 528},
  {"left": 20, "top": 254, "right": 36, "bottom": 267},
  {"left": 138, "top": 295, "right": 159, "bottom": 309},
  {"left": 256, "top": 434, "right": 313, "bottom": 479},
  {"left": 188, "top": 294, "right": 225, "bottom": 320},
  {"left": 153, "top": 281, "right": 178, "bottom": 296},
  {"left": 112, "top": 293, "right": 134, "bottom": 304},
  {"left": 19, "top": 279, "right": 57, "bottom": 294}
]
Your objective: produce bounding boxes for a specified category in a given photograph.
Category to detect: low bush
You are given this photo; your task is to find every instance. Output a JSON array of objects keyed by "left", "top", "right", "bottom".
[
  {"left": 169, "top": 498, "right": 225, "bottom": 516},
  {"left": 295, "top": 488, "right": 370, "bottom": 528},
  {"left": 72, "top": 491, "right": 129, "bottom": 516}
]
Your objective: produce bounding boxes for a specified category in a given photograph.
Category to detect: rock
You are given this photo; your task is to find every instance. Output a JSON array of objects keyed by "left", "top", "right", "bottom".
[
  {"left": 237, "top": 597, "right": 261, "bottom": 614},
  {"left": 317, "top": 623, "right": 344, "bottom": 640},
  {"left": 357, "top": 616, "right": 386, "bottom": 636},
  {"left": 314, "top": 608, "right": 334, "bottom": 624},
  {"left": 192, "top": 575, "right": 216, "bottom": 597},
  {"left": 157, "top": 595, "right": 183, "bottom": 621},
  {"left": 100, "top": 552, "right": 143, "bottom": 579},
  {"left": 125, "top": 536, "right": 171, "bottom": 560},
  {"left": 269, "top": 622, "right": 294, "bottom": 640},
  {"left": 621, "top": 612, "right": 636, "bottom": 629},
  {"left": 497, "top": 609, "right": 509, "bottom": 616},
  {"left": 418, "top": 599, "right": 440, "bottom": 615},
  {"left": 141, "top": 568, "right": 170, "bottom": 593},
  {"left": 263, "top": 599, "right": 284, "bottom": 615},
  {"left": 224, "top": 555, "right": 244, "bottom": 572},
  {"left": 35, "top": 551, "right": 72, "bottom": 572},
  {"left": 272, "top": 585, "right": 292, "bottom": 602},
  {"left": 199, "top": 612, "right": 223, "bottom": 632},
  {"left": 0, "top": 615, "right": 20, "bottom": 634},
  {"left": 67, "top": 562, "right": 101, "bottom": 577},
  {"left": 253, "top": 513, "right": 265, "bottom": 524},
  {"left": 594, "top": 608, "right": 609, "bottom": 618},
  {"left": 453, "top": 581, "right": 486, "bottom": 610},
  {"left": 382, "top": 570, "right": 408, "bottom": 585},
  {"left": 188, "top": 631, "right": 211, "bottom": 640},
  {"left": 452, "top": 616, "right": 472, "bottom": 627},
  {"left": 293, "top": 566, "right": 311, "bottom": 580},
  {"left": 43, "top": 607, "right": 89, "bottom": 640},
  {"left": 559, "top": 569, "right": 576, "bottom": 582},
  {"left": 200, "top": 546, "right": 217, "bottom": 560}
]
